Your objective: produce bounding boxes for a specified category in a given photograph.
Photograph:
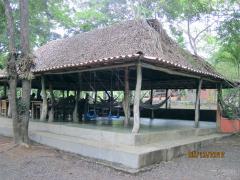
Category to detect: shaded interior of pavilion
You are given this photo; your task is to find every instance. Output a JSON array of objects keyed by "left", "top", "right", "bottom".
[{"left": 0, "top": 63, "right": 226, "bottom": 133}]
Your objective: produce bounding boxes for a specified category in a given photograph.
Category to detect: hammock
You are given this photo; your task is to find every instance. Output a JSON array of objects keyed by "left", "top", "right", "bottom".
[
  {"left": 140, "top": 96, "right": 170, "bottom": 110},
  {"left": 84, "top": 110, "right": 97, "bottom": 121}
]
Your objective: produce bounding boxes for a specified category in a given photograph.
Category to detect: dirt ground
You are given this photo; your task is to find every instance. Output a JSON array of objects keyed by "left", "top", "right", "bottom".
[{"left": 0, "top": 135, "right": 239, "bottom": 180}]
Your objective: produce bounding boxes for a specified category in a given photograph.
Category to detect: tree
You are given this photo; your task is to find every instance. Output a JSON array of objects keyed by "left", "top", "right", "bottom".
[
  {"left": 17, "top": 0, "right": 32, "bottom": 144},
  {"left": 4, "top": 0, "right": 33, "bottom": 144}
]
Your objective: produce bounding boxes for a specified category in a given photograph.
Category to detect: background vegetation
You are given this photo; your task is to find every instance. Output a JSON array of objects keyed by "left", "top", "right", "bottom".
[{"left": 0, "top": 0, "right": 239, "bottom": 81}]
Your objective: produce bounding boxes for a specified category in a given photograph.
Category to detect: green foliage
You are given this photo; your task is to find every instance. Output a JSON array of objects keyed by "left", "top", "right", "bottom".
[
  {"left": 157, "top": 0, "right": 214, "bottom": 21},
  {"left": 214, "top": 10, "right": 240, "bottom": 80},
  {"left": 0, "top": 53, "right": 7, "bottom": 69},
  {"left": 0, "top": 0, "right": 7, "bottom": 53},
  {"left": 215, "top": 43, "right": 240, "bottom": 65},
  {"left": 221, "top": 88, "right": 240, "bottom": 119},
  {"left": 204, "top": 35, "right": 216, "bottom": 45},
  {"left": 74, "top": 7, "right": 108, "bottom": 32},
  {"left": 48, "top": 1, "right": 74, "bottom": 29},
  {"left": 214, "top": 62, "right": 238, "bottom": 81},
  {"left": 218, "top": 12, "right": 240, "bottom": 44}
]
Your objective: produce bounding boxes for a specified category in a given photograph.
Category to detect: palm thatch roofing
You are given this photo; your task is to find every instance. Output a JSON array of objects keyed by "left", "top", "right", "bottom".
[{"left": 33, "top": 19, "right": 223, "bottom": 81}]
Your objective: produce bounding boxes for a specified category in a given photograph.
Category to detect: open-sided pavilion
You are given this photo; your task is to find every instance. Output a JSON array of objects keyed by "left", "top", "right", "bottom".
[
  {"left": 30, "top": 19, "right": 229, "bottom": 131},
  {"left": 0, "top": 19, "right": 232, "bottom": 171}
]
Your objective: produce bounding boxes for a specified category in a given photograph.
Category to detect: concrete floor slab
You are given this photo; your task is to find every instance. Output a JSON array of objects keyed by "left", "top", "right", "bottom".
[{"left": 0, "top": 117, "right": 230, "bottom": 172}]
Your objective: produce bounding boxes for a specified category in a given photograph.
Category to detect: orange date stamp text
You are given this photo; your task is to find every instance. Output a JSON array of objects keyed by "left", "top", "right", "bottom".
[{"left": 187, "top": 151, "right": 225, "bottom": 158}]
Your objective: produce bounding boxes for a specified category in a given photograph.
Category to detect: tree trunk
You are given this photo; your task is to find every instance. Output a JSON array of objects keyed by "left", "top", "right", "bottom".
[
  {"left": 48, "top": 84, "right": 55, "bottom": 122},
  {"left": 132, "top": 63, "right": 142, "bottom": 133},
  {"left": 4, "top": 0, "right": 19, "bottom": 143},
  {"left": 17, "top": 0, "right": 31, "bottom": 144},
  {"left": 187, "top": 1, "right": 198, "bottom": 56},
  {"left": 20, "top": 0, "right": 29, "bottom": 54},
  {"left": 9, "top": 78, "right": 20, "bottom": 143},
  {"left": 40, "top": 76, "right": 48, "bottom": 121},
  {"left": 7, "top": 88, "right": 12, "bottom": 117},
  {"left": 195, "top": 79, "right": 203, "bottom": 128},
  {"left": 3, "top": 0, "right": 15, "bottom": 52},
  {"left": 20, "top": 79, "right": 31, "bottom": 144}
]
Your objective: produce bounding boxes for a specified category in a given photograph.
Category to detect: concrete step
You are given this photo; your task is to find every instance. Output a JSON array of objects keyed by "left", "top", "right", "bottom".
[
  {"left": 133, "top": 127, "right": 217, "bottom": 145},
  {"left": 30, "top": 130, "right": 230, "bottom": 172},
  {"left": 29, "top": 121, "right": 217, "bottom": 146}
]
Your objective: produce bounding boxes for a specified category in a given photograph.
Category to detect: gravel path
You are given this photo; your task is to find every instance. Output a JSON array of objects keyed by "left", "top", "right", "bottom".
[{"left": 0, "top": 135, "right": 239, "bottom": 180}]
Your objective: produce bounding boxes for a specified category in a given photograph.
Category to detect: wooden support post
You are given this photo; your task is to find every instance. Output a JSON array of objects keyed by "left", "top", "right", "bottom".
[
  {"left": 93, "top": 90, "right": 97, "bottom": 113},
  {"left": 132, "top": 62, "right": 142, "bottom": 133},
  {"left": 165, "top": 89, "right": 168, "bottom": 109},
  {"left": 110, "top": 89, "right": 113, "bottom": 114},
  {"left": 67, "top": 90, "right": 69, "bottom": 97},
  {"left": 4, "top": 83, "right": 7, "bottom": 97},
  {"left": 48, "top": 83, "right": 55, "bottom": 122},
  {"left": 40, "top": 76, "right": 48, "bottom": 121},
  {"left": 150, "top": 88, "right": 153, "bottom": 104},
  {"left": 150, "top": 88, "right": 154, "bottom": 120},
  {"left": 194, "top": 79, "right": 203, "bottom": 128},
  {"left": 123, "top": 67, "right": 130, "bottom": 127},
  {"left": 37, "top": 89, "right": 41, "bottom": 99},
  {"left": 62, "top": 90, "right": 65, "bottom": 98},
  {"left": 94, "top": 91, "right": 97, "bottom": 103},
  {"left": 216, "top": 84, "right": 222, "bottom": 132},
  {"left": 73, "top": 89, "right": 80, "bottom": 123},
  {"left": 73, "top": 73, "right": 82, "bottom": 123}
]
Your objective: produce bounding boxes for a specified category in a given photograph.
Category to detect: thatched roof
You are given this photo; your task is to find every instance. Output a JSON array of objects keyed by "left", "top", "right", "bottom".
[
  {"left": 33, "top": 19, "right": 222, "bottom": 79},
  {"left": 33, "top": 19, "right": 222, "bottom": 80}
]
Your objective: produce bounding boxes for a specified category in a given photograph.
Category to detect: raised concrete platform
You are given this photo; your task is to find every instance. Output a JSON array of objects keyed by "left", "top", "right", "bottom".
[{"left": 0, "top": 117, "right": 230, "bottom": 172}]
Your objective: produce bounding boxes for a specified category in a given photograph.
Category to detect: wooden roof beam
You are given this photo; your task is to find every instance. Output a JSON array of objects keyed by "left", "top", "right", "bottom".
[{"left": 141, "top": 62, "right": 219, "bottom": 83}]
